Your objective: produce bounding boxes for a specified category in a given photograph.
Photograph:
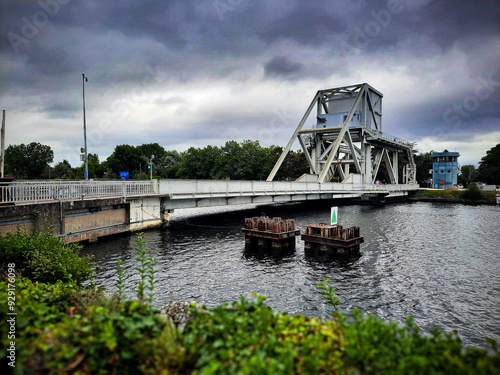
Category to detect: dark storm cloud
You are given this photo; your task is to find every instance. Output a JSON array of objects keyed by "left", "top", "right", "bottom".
[
  {"left": 44, "top": 100, "right": 80, "bottom": 119},
  {"left": 257, "top": 1, "right": 347, "bottom": 45},
  {"left": 25, "top": 43, "right": 74, "bottom": 75},
  {"left": 264, "top": 56, "right": 304, "bottom": 79},
  {"left": 1, "top": 0, "right": 499, "bottom": 164}
]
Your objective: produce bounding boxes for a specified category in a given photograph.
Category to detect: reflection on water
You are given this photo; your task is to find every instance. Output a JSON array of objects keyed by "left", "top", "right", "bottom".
[{"left": 81, "top": 201, "right": 500, "bottom": 348}]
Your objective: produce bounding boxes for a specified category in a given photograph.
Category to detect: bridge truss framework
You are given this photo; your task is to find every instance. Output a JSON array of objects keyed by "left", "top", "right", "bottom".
[{"left": 267, "top": 83, "right": 417, "bottom": 184}]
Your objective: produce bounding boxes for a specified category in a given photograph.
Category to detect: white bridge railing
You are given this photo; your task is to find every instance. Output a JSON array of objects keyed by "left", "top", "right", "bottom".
[
  {"left": 158, "top": 179, "right": 419, "bottom": 199},
  {"left": 0, "top": 179, "right": 419, "bottom": 204},
  {"left": 0, "top": 180, "right": 156, "bottom": 204}
]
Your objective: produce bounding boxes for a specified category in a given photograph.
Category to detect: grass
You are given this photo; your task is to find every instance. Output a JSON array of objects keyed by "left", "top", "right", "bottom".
[{"left": 411, "top": 189, "right": 496, "bottom": 201}]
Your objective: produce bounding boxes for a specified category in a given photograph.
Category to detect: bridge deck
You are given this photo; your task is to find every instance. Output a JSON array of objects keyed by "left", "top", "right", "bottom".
[{"left": 0, "top": 179, "right": 419, "bottom": 205}]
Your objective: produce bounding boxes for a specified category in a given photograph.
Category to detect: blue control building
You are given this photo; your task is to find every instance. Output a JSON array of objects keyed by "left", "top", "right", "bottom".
[{"left": 432, "top": 151, "right": 460, "bottom": 188}]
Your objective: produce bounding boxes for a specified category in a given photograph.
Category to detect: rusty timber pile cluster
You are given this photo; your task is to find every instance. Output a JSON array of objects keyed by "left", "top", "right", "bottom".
[
  {"left": 301, "top": 223, "right": 364, "bottom": 257},
  {"left": 303, "top": 224, "right": 360, "bottom": 241},
  {"left": 242, "top": 216, "right": 299, "bottom": 249},
  {"left": 244, "top": 216, "right": 297, "bottom": 233}
]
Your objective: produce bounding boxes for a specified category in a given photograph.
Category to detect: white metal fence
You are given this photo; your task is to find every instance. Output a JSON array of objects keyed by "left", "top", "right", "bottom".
[{"left": 0, "top": 180, "right": 157, "bottom": 204}]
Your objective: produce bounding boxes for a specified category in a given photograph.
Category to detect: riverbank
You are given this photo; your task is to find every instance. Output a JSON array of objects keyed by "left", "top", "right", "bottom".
[{"left": 408, "top": 188, "right": 497, "bottom": 205}]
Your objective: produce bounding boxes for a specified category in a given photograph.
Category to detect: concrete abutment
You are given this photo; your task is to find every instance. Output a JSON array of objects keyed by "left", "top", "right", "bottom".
[{"left": 0, "top": 196, "right": 168, "bottom": 243}]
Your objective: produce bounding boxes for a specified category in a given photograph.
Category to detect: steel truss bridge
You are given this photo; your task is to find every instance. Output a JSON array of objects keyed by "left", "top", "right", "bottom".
[{"left": 268, "top": 83, "right": 417, "bottom": 185}]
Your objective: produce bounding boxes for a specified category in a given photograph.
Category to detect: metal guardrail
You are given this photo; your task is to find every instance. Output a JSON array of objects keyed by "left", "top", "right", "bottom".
[
  {"left": 0, "top": 180, "right": 157, "bottom": 204},
  {"left": 158, "top": 179, "right": 420, "bottom": 199},
  {"left": 0, "top": 179, "right": 419, "bottom": 204},
  {"left": 368, "top": 130, "right": 415, "bottom": 149}
]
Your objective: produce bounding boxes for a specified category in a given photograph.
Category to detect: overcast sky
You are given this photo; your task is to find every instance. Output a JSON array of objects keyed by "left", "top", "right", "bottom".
[{"left": 1, "top": 0, "right": 499, "bottom": 167}]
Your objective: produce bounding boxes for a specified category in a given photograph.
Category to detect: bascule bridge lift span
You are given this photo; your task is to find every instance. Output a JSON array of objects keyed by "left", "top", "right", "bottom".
[{"left": 267, "top": 83, "right": 417, "bottom": 185}]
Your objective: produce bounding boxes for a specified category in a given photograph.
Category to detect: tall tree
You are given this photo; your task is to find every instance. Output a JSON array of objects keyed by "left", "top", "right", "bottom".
[
  {"left": 138, "top": 143, "right": 167, "bottom": 174},
  {"left": 177, "top": 145, "right": 219, "bottom": 179},
  {"left": 275, "top": 149, "right": 309, "bottom": 181},
  {"left": 459, "top": 165, "right": 477, "bottom": 187},
  {"left": 214, "top": 141, "right": 240, "bottom": 179},
  {"left": 414, "top": 151, "right": 434, "bottom": 185},
  {"left": 86, "top": 154, "right": 106, "bottom": 179},
  {"left": 477, "top": 143, "right": 500, "bottom": 185},
  {"left": 106, "top": 145, "right": 143, "bottom": 177},
  {"left": 52, "top": 160, "right": 72, "bottom": 179},
  {"left": 156, "top": 150, "right": 182, "bottom": 178},
  {"left": 5, "top": 142, "right": 54, "bottom": 179}
]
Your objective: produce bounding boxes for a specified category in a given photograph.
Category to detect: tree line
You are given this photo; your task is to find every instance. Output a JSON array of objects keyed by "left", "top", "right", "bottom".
[
  {"left": 4, "top": 140, "right": 499, "bottom": 185},
  {"left": 3, "top": 140, "right": 309, "bottom": 181}
]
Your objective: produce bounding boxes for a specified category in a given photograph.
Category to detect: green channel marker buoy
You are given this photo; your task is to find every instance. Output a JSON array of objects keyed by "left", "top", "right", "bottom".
[{"left": 331, "top": 207, "right": 338, "bottom": 225}]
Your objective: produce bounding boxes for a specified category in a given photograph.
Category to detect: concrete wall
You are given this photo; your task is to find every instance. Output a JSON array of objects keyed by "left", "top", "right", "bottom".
[
  {"left": 0, "top": 196, "right": 165, "bottom": 243},
  {"left": 65, "top": 208, "right": 127, "bottom": 233}
]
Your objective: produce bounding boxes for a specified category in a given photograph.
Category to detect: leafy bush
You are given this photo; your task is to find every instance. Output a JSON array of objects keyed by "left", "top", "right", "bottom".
[
  {"left": 342, "top": 310, "right": 500, "bottom": 374},
  {"left": 0, "top": 277, "right": 184, "bottom": 374},
  {"left": 0, "top": 278, "right": 87, "bottom": 370},
  {"left": 462, "top": 182, "right": 483, "bottom": 200},
  {"left": 0, "top": 228, "right": 93, "bottom": 284},
  {"left": 182, "top": 294, "right": 345, "bottom": 374},
  {"left": 182, "top": 290, "right": 500, "bottom": 374},
  {"left": 321, "top": 279, "right": 500, "bottom": 374}
]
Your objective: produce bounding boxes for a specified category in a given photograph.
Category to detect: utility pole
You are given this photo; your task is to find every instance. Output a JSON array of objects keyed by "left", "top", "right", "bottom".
[
  {"left": 1, "top": 110, "right": 5, "bottom": 178},
  {"left": 150, "top": 155, "right": 154, "bottom": 180},
  {"left": 82, "top": 74, "right": 89, "bottom": 180}
]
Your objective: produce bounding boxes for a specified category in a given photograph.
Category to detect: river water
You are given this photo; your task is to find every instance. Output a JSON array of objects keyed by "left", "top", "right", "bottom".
[{"left": 81, "top": 201, "right": 500, "bottom": 349}]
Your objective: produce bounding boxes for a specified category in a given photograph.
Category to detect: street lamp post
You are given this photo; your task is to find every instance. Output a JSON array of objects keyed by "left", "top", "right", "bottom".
[
  {"left": 82, "top": 73, "right": 89, "bottom": 180},
  {"left": 150, "top": 155, "right": 154, "bottom": 180}
]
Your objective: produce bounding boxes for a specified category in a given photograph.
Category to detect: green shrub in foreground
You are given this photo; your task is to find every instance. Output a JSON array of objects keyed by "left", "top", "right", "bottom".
[
  {"left": 343, "top": 309, "right": 500, "bottom": 374},
  {"left": 1, "top": 277, "right": 499, "bottom": 374},
  {"left": 183, "top": 293, "right": 500, "bottom": 374},
  {"left": 0, "top": 277, "right": 185, "bottom": 374},
  {"left": 182, "top": 294, "right": 345, "bottom": 374},
  {"left": 0, "top": 228, "right": 93, "bottom": 284}
]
